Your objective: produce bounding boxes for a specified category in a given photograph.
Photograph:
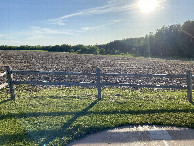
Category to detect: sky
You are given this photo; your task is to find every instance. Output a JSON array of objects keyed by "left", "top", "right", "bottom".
[{"left": 0, "top": 0, "right": 194, "bottom": 46}]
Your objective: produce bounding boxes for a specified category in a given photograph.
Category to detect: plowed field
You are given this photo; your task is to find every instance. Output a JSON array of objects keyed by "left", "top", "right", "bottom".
[{"left": 0, "top": 50, "right": 194, "bottom": 87}]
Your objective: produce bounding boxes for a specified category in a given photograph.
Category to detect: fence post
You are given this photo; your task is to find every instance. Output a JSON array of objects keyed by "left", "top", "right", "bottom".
[
  {"left": 186, "top": 70, "right": 192, "bottom": 103},
  {"left": 96, "top": 68, "right": 101, "bottom": 99},
  {"left": 6, "top": 66, "right": 15, "bottom": 100}
]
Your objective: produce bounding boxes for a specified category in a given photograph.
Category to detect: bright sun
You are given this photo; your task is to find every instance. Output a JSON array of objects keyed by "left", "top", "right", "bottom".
[{"left": 138, "top": 0, "right": 159, "bottom": 13}]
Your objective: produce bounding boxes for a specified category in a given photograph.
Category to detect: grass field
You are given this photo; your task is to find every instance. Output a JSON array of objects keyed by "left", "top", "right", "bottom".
[
  {"left": 0, "top": 85, "right": 194, "bottom": 145},
  {"left": 0, "top": 51, "right": 194, "bottom": 145},
  {"left": 20, "top": 50, "right": 49, "bottom": 52}
]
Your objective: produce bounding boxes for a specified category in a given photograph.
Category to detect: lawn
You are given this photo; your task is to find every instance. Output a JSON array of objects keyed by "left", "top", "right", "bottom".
[{"left": 0, "top": 85, "right": 194, "bottom": 145}]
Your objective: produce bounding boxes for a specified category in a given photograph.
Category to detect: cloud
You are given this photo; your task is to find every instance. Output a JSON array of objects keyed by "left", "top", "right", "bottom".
[
  {"left": 30, "top": 27, "right": 73, "bottom": 35},
  {"left": 80, "top": 19, "right": 123, "bottom": 31},
  {"left": 50, "top": 19, "right": 66, "bottom": 26},
  {"left": 15, "top": 26, "right": 76, "bottom": 38},
  {"left": 0, "top": 34, "right": 4, "bottom": 38},
  {"left": 0, "top": 39, "right": 21, "bottom": 46},
  {"left": 50, "top": 0, "right": 167, "bottom": 26},
  {"left": 0, "top": 26, "right": 78, "bottom": 46},
  {"left": 51, "top": 0, "right": 136, "bottom": 24},
  {"left": 81, "top": 25, "right": 105, "bottom": 31}
]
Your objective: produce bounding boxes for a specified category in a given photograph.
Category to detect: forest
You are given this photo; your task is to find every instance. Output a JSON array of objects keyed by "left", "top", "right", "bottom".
[{"left": 0, "top": 20, "right": 194, "bottom": 58}]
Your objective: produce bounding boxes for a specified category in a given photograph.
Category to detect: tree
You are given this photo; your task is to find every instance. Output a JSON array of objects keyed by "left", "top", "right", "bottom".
[{"left": 178, "top": 20, "right": 194, "bottom": 57}]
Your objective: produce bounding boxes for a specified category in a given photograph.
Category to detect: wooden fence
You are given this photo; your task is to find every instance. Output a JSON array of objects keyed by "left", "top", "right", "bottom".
[{"left": 0, "top": 66, "right": 193, "bottom": 103}]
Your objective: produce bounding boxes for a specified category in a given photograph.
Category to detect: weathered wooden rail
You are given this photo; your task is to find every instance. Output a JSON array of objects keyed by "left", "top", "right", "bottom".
[{"left": 0, "top": 66, "right": 193, "bottom": 103}]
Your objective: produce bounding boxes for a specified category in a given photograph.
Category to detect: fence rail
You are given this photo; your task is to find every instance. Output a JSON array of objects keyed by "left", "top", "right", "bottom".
[
  {"left": 101, "top": 83, "right": 187, "bottom": 89},
  {"left": 100, "top": 73, "right": 186, "bottom": 78},
  {"left": 1, "top": 66, "right": 193, "bottom": 103},
  {"left": 13, "top": 81, "right": 96, "bottom": 86},
  {"left": 12, "top": 70, "right": 96, "bottom": 76}
]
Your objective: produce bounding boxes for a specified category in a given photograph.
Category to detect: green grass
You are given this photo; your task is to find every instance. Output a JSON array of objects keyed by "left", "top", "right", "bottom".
[
  {"left": 106, "top": 53, "right": 136, "bottom": 58},
  {"left": 19, "top": 50, "right": 48, "bottom": 52},
  {"left": 0, "top": 85, "right": 194, "bottom": 145}
]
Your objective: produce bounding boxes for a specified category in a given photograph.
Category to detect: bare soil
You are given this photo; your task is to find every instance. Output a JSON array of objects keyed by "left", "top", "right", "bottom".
[{"left": 0, "top": 50, "right": 194, "bottom": 87}]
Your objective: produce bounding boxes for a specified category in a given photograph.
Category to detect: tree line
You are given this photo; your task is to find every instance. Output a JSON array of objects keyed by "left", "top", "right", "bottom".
[
  {"left": 1, "top": 20, "right": 194, "bottom": 58},
  {"left": 0, "top": 44, "right": 105, "bottom": 55}
]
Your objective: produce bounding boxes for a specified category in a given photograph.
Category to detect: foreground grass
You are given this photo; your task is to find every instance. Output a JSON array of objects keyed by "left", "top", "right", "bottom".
[{"left": 0, "top": 86, "right": 194, "bottom": 145}]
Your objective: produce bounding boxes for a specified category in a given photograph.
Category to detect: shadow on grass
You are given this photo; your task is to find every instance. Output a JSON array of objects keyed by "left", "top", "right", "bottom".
[
  {"left": 1, "top": 109, "right": 194, "bottom": 120},
  {"left": 1, "top": 125, "right": 194, "bottom": 146},
  {"left": 0, "top": 133, "right": 33, "bottom": 145},
  {"left": 40, "top": 98, "right": 101, "bottom": 145},
  {"left": 0, "top": 98, "right": 12, "bottom": 105},
  {"left": 0, "top": 98, "right": 101, "bottom": 145},
  {"left": 1, "top": 97, "right": 194, "bottom": 145}
]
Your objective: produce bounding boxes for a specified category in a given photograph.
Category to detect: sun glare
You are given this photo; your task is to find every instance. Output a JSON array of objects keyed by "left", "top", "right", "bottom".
[{"left": 138, "top": 0, "right": 159, "bottom": 13}]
